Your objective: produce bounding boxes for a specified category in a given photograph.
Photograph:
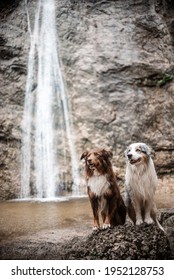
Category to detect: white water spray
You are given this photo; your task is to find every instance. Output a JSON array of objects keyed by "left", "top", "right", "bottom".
[{"left": 21, "top": 0, "right": 80, "bottom": 199}]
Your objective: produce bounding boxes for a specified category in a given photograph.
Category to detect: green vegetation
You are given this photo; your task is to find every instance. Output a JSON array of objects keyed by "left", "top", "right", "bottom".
[
  {"left": 156, "top": 73, "right": 173, "bottom": 87},
  {"left": 137, "top": 72, "right": 173, "bottom": 87}
]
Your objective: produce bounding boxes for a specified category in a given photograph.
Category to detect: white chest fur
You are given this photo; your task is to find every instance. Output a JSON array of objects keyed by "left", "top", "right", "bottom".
[
  {"left": 87, "top": 174, "right": 110, "bottom": 197},
  {"left": 125, "top": 159, "right": 157, "bottom": 200}
]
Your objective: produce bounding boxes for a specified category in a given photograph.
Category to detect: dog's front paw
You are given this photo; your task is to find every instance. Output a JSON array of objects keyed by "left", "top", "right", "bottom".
[
  {"left": 136, "top": 219, "right": 143, "bottom": 225},
  {"left": 92, "top": 226, "right": 100, "bottom": 231},
  {"left": 102, "top": 223, "right": 111, "bottom": 229},
  {"left": 144, "top": 217, "right": 154, "bottom": 224}
]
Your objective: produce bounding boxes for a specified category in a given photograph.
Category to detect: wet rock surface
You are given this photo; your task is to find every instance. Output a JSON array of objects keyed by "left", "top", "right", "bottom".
[{"left": 0, "top": 209, "right": 173, "bottom": 260}]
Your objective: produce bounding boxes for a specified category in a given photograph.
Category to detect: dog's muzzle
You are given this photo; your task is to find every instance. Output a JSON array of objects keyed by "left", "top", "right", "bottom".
[
  {"left": 127, "top": 154, "right": 141, "bottom": 164},
  {"left": 87, "top": 160, "right": 95, "bottom": 170},
  {"left": 127, "top": 154, "right": 132, "bottom": 159}
]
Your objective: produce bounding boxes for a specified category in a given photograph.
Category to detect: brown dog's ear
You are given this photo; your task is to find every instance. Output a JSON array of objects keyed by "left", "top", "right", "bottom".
[
  {"left": 102, "top": 149, "right": 113, "bottom": 159},
  {"left": 80, "top": 151, "right": 89, "bottom": 160},
  {"left": 107, "top": 150, "right": 113, "bottom": 159}
]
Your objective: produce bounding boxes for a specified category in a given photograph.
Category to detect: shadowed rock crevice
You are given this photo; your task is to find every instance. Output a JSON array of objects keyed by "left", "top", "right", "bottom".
[{"left": 0, "top": 0, "right": 21, "bottom": 11}]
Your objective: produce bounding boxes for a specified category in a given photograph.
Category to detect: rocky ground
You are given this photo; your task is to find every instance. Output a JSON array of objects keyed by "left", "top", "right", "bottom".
[{"left": 0, "top": 209, "right": 174, "bottom": 260}]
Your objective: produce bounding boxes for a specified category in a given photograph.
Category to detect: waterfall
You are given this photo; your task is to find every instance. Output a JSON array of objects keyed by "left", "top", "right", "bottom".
[{"left": 21, "top": 0, "right": 80, "bottom": 199}]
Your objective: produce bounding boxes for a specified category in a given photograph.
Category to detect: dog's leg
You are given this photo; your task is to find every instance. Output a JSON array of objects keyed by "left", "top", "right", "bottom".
[
  {"left": 133, "top": 201, "right": 143, "bottom": 225},
  {"left": 144, "top": 200, "right": 154, "bottom": 224},
  {"left": 88, "top": 188, "right": 100, "bottom": 230},
  {"left": 127, "top": 203, "right": 136, "bottom": 225},
  {"left": 91, "top": 198, "right": 100, "bottom": 230},
  {"left": 101, "top": 197, "right": 111, "bottom": 229},
  {"left": 125, "top": 191, "right": 136, "bottom": 224}
]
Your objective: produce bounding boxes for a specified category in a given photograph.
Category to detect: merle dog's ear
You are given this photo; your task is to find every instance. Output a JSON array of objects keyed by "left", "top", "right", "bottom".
[
  {"left": 124, "top": 146, "right": 129, "bottom": 157},
  {"left": 80, "top": 151, "right": 89, "bottom": 160},
  {"left": 141, "top": 144, "right": 151, "bottom": 156}
]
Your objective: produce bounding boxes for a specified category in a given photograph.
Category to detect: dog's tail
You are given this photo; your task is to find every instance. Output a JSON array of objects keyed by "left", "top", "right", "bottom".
[
  {"left": 155, "top": 218, "right": 165, "bottom": 233},
  {"left": 151, "top": 207, "right": 165, "bottom": 233}
]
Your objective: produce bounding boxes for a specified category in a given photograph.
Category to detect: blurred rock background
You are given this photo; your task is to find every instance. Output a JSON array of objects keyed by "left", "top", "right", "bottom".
[{"left": 0, "top": 0, "right": 174, "bottom": 199}]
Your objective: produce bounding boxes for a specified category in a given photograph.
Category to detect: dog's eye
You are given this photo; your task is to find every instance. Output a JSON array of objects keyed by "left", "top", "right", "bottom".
[
  {"left": 94, "top": 153, "right": 101, "bottom": 159},
  {"left": 136, "top": 148, "right": 141, "bottom": 153}
]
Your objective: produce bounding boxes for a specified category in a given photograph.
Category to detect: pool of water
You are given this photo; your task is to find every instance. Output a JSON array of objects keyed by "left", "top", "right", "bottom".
[
  {"left": 0, "top": 197, "right": 92, "bottom": 241},
  {"left": 0, "top": 180, "right": 173, "bottom": 242}
]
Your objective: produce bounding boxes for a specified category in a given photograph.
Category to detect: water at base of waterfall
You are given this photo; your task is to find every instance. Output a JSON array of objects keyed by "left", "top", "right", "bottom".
[{"left": 21, "top": 0, "right": 80, "bottom": 199}]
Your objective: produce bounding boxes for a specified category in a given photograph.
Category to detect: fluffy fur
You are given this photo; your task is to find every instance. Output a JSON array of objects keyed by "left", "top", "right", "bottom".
[
  {"left": 81, "top": 148, "right": 126, "bottom": 230},
  {"left": 124, "top": 142, "right": 163, "bottom": 230}
]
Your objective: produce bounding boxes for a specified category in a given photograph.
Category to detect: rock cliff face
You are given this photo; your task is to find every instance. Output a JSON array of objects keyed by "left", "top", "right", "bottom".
[{"left": 0, "top": 0, "right": 174, "bottom": 199}]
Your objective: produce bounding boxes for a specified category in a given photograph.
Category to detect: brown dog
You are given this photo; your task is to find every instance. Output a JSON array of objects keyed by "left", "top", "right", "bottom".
[{"left": 81, "top": 148, "right": 126, "bottom": 230}]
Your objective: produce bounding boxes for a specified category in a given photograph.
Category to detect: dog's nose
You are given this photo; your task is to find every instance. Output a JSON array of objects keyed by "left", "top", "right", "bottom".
[{"left": 127, "top": 154, "right": 132, "bottom": 159}]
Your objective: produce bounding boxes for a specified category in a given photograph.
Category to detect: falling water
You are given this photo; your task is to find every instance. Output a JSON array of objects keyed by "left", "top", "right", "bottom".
[{"left": 21, "top": 0, "right": 80, "bottom": 199}]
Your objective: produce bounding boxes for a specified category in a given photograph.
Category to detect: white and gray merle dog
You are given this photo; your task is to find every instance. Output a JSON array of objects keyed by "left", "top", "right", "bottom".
[{"left": 124, "top": 142, "right": 163, "bottom": 230}]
